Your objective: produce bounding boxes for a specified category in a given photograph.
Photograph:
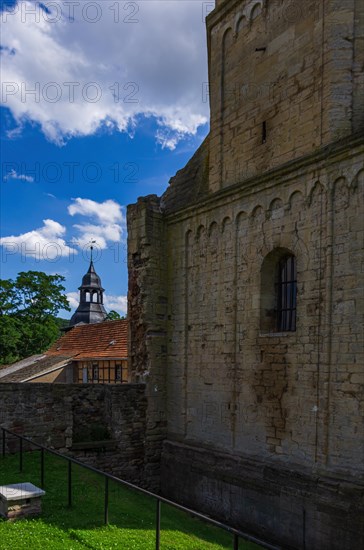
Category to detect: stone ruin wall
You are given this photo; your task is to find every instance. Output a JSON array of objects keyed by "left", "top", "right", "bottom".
[
  {"left": 161, "top": 142, "right": 364, "bottom": 549},
  {"left": 0, "top": 383, "right": 158, "bottom": 490},
  {"left": 164, "top": 144, "right": 364, "bottom": 475},
  {"left": 126, "top": 0, "right": 364, "bottom": 547},
  {"left": 127, "top": 140, "right": 364, "bottom": 548},
  {"left": 127, "top": 197, "right": 168, "bottom": 489},
  {"left": 208, "top": 0, "right": 364, "bottom": 192}
]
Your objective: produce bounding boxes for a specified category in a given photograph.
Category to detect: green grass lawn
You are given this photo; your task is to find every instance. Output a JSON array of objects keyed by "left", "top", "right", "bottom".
[{"left": 0, "top": 451, "right": 263, "bottom": 550}]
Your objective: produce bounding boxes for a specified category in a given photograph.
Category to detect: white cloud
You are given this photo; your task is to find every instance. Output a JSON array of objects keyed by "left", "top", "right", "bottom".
[
  {"left": 67, "top": 291, "right": 127, "bottom": 316},
  {"left": 0, "top": 218, "right": 77, "bottom": 260},
  {"left": 1, "top": 0, "right": 209, "bottom": 148},
  {"left": 104, "top": 294, "right": 127, "bottom": 316},
  {"left": 69, "top": 198, "right": 125, "bottom": 250},
  {"left": 0, "top": 197, "right": 125, "bottom": 261},
  {"left": 4, "top": 168, "right": 34, "bottom": 182},
  {"left": 66, "top": 291, "right": 79, "bottom": 310},
  {"left": 72, "top": 224, "right": 122, "bottom": 250},
  {"left": 68, "top": 198, "right": 123, "bottom": 224},
  {"left": 156, "top": 129, "right": 181, "bottom": 151}
]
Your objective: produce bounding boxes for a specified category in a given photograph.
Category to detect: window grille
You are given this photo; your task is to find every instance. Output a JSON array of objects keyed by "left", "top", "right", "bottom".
[{"left": 276, "top": 255, "right": 297, "bottom": 332}]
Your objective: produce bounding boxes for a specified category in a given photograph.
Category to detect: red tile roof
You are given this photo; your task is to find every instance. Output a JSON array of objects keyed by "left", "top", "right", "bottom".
[{"left": 46, "top": 320, "right": 128, "bottom": 360}]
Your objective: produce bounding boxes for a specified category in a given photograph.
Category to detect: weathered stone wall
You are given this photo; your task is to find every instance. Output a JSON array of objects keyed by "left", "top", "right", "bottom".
[
  {"left": 161, "top": 440, "right": 363, "bottom": 550},
  {"left": 164, "top": 139, "right": 364, "bottom": 475},
  {"left": 127, "top": 196, "right": 168, "bottom": 489},
  {"left": 208, "top": 0, "right": 364, "bottom": 192},
  {"left": 0, "top": 383, "right": 150, "bottom": 487},
  {"left": 128, "top": 139, "right": 364, "bottom": 549},
  {"left": 127, "top": 0, "right": 364, "bottom": 547}
]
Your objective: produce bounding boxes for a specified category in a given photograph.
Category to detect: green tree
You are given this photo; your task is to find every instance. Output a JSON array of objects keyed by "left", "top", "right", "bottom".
[
  {"left": 0, "top": 315, "right": 21, "bottom": 365},
  {"left": 105, "top": 310, "right": 123, "bottom": 321},
  {"left": 0, "top": 280, "right": 22, "bottom": 364},
  {"left": 54, "top": 317, "right": 70, "bottom": 331},
  {"left": 0, "top": 271, "right": 70, "bottom": 365}
]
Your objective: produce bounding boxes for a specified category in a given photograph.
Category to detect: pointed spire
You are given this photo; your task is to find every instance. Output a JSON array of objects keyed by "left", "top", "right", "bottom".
[
  {"left": 88, "top": 240, "right": 96, "bottom": 272},
  {"left": 68, "top": 242, "right": 107, "bottom": 327},
  {"left": 90, "top": 240, "right": 96, "bottom": 262},
  {"left": 88, "top": 258, "right": 96, "bottom": 274}
]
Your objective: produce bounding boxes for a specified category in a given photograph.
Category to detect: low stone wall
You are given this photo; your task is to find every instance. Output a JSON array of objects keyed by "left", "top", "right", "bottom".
[
  {"left": 161, "top": 440, "right": 364, "bottom": 550},
  {"left": 0, "top": 383, "right": 151, "bottom": 488}
]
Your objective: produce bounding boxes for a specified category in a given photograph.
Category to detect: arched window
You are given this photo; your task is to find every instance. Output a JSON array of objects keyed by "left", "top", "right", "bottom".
[
  {"left": 276, "top": 255, "right": 297, "bottom": 332},
  {"left": 260, "top": 249, "right": 297, "bottom": 333}
]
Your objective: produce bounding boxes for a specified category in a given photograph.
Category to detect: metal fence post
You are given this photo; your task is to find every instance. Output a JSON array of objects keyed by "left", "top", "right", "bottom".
[
  {"left": 41, "top": 448, "right": 45, "bottom": 489},
  {"left": 104, "top": 477, "right": 109, "bottom": 525},
  {"left": 68, "top": 460, "right": 72, "bottom": 508},
  {"left": 0, "top": 427, "right": 278, "bottom": 550},
  {"left": 19, "top": 437, "right": 23, "bottom": 473},
  {"left": 156, "top": 499, "right": 161, "bottom": 550}
]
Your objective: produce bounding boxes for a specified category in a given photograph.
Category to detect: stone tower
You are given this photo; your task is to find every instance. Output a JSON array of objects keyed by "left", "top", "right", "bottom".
[
  {"left": 207, "top": 0, "right": 364, "bottom": 192},
  {"left": 69, "top": 250, "right": 107, "bottom": 327},
  {"left": 127, "top": 0, "right": 364, "bottom": 547}
]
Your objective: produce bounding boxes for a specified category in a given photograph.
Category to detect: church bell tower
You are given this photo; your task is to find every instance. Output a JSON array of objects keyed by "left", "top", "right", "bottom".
[{"left": 69, "top": 246, "right": 107, "bottom": 327}]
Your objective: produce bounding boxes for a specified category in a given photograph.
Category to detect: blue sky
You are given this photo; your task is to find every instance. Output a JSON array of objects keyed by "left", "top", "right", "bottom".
[{"left": 0, "top": 0, "right": 212, "bottom": 317}]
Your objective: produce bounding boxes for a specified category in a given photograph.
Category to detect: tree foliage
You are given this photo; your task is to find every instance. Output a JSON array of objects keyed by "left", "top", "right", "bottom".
[
  {"left": 105, "top": 310, "right": 124, "bottom": 321},
  {"left": 0, "top": 271, "right": 70, "bottom": 365}
]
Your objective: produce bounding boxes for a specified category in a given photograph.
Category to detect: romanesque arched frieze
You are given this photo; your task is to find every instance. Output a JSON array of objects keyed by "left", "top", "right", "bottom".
[
  {"left": 235, "top": 210, "right": 248, "bottom": 223},
  {"left": 196, "top": 224, "right": 206, "bottom": 240},
  {"left": 268, "top": 198, "right": 285, "bottom": 220},
  {"left": 333, "top": 177, "right": 350, "bottom": 211},
  {"left": 221, "top": 26, "right": 234, "bottom": 49},
  {"left": 235, "top": 211, "right": 249, "bottom": 265},
  {"left": 235, "top": 14, "right": 247, "bottom": 35},
  {"left": 207, "top": 222, "right": 219, "bottom": 258},
  {"left": 185, "top": 229, "right": 193, "bottom": 245},
  {"left": 249, "top": 2, "right": 263, "bottom": 23},
  {"left": 222, "top": 216, "right": 232, "bottom": 232},
  {"left": 234, "top": 0, "right": 264, "bottom": 35},
  {"left": 307, "top": 180, "right": 325, "bottom": 207},
  {"left": 352, "top": 168, "right": 364, "bottom": 191},
  {"left": 250, "top": 205, "right": 265, "bottom": 225},
  {"left": 208, "top": 221, "right": 219, "bottom": 237},
  {"left": 288, "top": 190, "right": 304, "bottom": 211},
  {"left": 250, "top": 204, "right": 264, "bottom": 218},
  {"left": 196, "top": 225, "right": 207, "bottom": 260},
  {"left": 221, "top": 217, "right": 233, "bottom": 262}
]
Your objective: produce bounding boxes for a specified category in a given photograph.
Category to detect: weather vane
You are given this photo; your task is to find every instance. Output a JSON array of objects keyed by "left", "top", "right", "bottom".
[{"left": 89, "top": 240, "right": 97, "bottom": 262}]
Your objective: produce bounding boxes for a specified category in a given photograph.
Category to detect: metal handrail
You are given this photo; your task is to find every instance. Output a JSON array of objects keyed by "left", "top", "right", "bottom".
[{"left": 1, "top": 427, "right": 281, "bottom": 550}]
